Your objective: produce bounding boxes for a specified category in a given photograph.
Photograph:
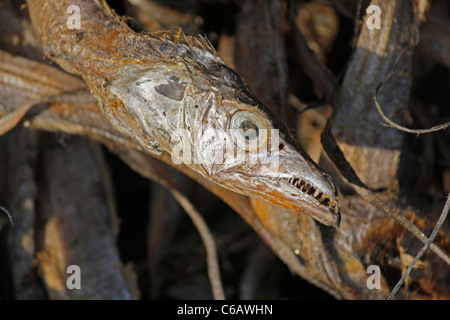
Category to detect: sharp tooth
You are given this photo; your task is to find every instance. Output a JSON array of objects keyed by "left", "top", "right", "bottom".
[{"left": 313, "top": 190, "right": 320, "bottom": 198}]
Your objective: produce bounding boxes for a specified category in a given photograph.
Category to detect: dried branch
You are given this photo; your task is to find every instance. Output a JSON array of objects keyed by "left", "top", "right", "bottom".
[
  {"left": 0, "top": 92, "right": 95, "bottom": 136},
  {"left": 352, "top": 184, "right": 450, "bottom": 266},
  {"left": 169, "top": 188, "right": 225, "bottom": 300},
  {"left": 351, "top": 0, "right": 363, "bottom": 48},
  {"left": 321, "top": 127, "right": 450, "bottom": 266},
  {"left": 0, "top": 205, "right": 13, "bottom": 226},
  {"left": 374, "top": 30, "right": 450, "bottom": 134},
  {"left": 388, "top": 193, "right": 450, "bottom": 299},
  {"left": 235, "top": 0, "right": 291, "bottom": 124},
  {"left": 35, "top": 135, "right": 137, "bottom": 299},
  {"left": 0, "top": 101, "right": 37, "bottom": 135},
  {"left": 107, "top": 145, "right": 225, "bottom": 300}
]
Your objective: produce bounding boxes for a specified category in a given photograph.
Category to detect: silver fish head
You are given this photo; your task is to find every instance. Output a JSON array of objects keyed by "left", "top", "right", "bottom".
[
  {"left": 193, "top": 97, "right": 341, "bottom": 227},
  {"left": 105, "top": 35, "right": 340, "bottom": 227}
]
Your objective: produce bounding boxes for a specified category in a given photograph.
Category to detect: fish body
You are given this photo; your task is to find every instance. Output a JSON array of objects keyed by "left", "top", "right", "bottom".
[
  {"left": 106, "top": 32, "right": 340, "bottom": 227},
  {"left": 25, "top": 0, "right": 340, "bottom": 226}
]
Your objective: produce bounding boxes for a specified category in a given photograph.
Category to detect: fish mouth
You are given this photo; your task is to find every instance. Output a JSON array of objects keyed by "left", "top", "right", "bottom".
[{"left": 282, "top": 177, "right": 340, "bottom": 224}]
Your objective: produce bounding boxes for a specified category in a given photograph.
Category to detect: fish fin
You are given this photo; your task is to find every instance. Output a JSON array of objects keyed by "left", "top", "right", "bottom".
[{"left": 153, "top": 28, "right": 216, "bottom": 54}]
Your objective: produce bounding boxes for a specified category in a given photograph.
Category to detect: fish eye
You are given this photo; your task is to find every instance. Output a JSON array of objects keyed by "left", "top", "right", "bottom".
[
  {"left": 239, "top": 120, "right": 259, "bottom": 140},
  {"left": 229, "top": 111, "right": 269, "bottom": 151}
]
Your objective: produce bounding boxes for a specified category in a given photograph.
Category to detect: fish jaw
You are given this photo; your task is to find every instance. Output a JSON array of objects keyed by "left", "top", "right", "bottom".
[{"left": 212, "top": 141, "right": 341, "bottom": 227}]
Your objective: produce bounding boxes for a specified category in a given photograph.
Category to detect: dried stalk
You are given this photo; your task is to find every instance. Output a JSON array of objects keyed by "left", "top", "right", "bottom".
[
  {"left": 0, "top": 205, "right": 13, "bottom": 226},
  {"left": 322, "top": 128, "right": 450, "bottom": 265},
  {"left": 353, "top": 184, "right": 450, "bottom": 266},
  {"left": 374, "top": 42, "right": 450, "bottom": 134},
  {"left": 388, "top": 192, "right": 450, "bottom": 299},
  {"left": 0, "top": 101, "right": 37, "bottom": 135},
  {"left": 105, "top": 142, "right": 225, "bottom": 300},
  {"left": 169, "top": 188, "right": 225, "bottom": 300}
]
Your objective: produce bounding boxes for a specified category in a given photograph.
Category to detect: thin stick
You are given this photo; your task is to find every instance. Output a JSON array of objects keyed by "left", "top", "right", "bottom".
[
  {"left": 0, "top": 92, "right": 95, "bottom": 136},
  {"left": 321, "top": 129, "right": 450, "bottom": 265},
  {"left": 0, "top": 101, "right": 37, "bottom": 135},
  {"left": 169, "top": 188, "right": 225, "bottom": 300},
  {"left": 388, "top": 193, "right": 450, "bottom": 299},
  {"left": 98, "top": 142, "right": 226, "bottom": 300},
  {"left": 352, "top": 0, "right": 363, "bottom": 49},
  {"left": 374, "top": 34, "right": 450, "bottom": 135},
  {"left": 0, "top": 206, "right": 13, "bottom": 226},
  {"left": 144, "top": 173, "right": 225, "bottom": 299},
  {"left": 353, "top": 185, "right": 450, "bottom": 266}
]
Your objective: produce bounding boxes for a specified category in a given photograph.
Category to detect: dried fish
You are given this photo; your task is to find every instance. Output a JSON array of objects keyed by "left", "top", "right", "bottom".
[{"left": 26, "top": 0, "right": 340, "bottom": 226}]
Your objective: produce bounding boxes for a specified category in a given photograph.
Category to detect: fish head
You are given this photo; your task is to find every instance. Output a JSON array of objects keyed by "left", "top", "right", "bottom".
[
  {"left": 194, "top": 94, "right": 341, "bottom": 227},
  {"left": 105, "top": 36, "right": 340, "bottom": 227}
]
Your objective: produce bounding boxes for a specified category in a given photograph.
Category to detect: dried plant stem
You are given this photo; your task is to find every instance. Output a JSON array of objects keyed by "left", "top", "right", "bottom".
[
  {"left": 374, "top": 38, "right": 450, "bottom": 135},
  {"left": 0, "top": 92, "right": 95, "bottom": 136},
  {"left": 353, "top": 185, "right": 450, "bottom": 266},
  {"left": 168, "top": 188, "right": 225, "bottom": 300},
  {"left": 388, "top": 193, "right": 450, "bottom": 299},
  {"left": 0, "top": 101, "right": 36, "bottom": 135},
  {"left": 140, "top": 172, "right": 225, "bottom": 299},
  {"left": 322, "top": 129, "right": 450, "bottom": 265},
  {"left": 113, "top": 150, "right": 226, "bottom": 300},
  {"left": 352, "top": 0, "right": 363, "bottom": 48},
  {"left": 0, "top": 205, "right": 13, "bottom": 226}
]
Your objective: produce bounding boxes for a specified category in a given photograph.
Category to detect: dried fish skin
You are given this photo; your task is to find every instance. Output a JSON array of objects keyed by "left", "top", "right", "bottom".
[
  {"left": 26, "top": 0, "right": 340, "bottom": 227},
  {"left": 108, "top": 60, "right": 340, "bottom": 227}
]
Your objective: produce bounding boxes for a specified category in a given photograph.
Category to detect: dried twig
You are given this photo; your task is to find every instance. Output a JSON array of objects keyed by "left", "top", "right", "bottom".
[
  {"left": 109, "top": 147, "right": 226, "bottom": 300},
  {"left": 388, "top": 193, "right": 450, "bottom": 299},
  {"left": 351, "top": 0, "right": 363, "bottom": 49},
  {"left": 321, "top": 127, "right": 450, "bottom": 265},
  {"left": 374, "top": 32, "right": 450, "bottom": 135},
  {"left": 0, "top": 205, "right": 13, "bottom": 226},
  {"left": 169, "top": 188, "right": 225, "bottom": 300},
  {"left": 353, "top": 185, "right": 450, "bottom": 266},
  {"left": 0, "top": 92, "right": 95, "bottom": 136},
  {"left": 0, "top": 101, "right": 37, "bottom": 135}
]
